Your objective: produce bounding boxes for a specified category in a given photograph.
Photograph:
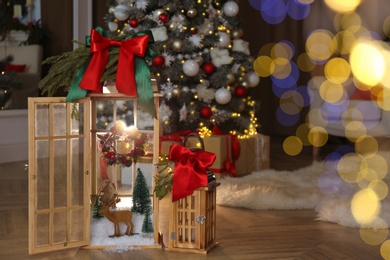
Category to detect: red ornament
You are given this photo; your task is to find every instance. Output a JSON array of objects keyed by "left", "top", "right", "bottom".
[
  {"left": 202, "top": 62, "right": 216, "bottom": 75},
  {"left": 152, "top": 55, "right": 165, "bottom": 67},
  {"left": 129, "top": 18, "right": 139, "bottom": 27},
  {"left": 159, "top": 13, "right": 169, "bottom": 23},
  {"left": 234, "top": 86, "right": 247, "bottom": 98},
  {"left": 200, "top": 106, "right": 212, "bottom": 119},
  {"left": 191, "top": 28, "right": 198, "bottom": 34}
]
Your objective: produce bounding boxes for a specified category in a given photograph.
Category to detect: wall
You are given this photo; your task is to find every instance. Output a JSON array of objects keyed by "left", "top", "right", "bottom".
[{"left": 0, "top": 110, "right": 28, "bottom": 163}]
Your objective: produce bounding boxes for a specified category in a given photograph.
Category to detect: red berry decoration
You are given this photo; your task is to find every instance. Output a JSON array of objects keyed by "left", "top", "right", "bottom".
[
  {"left": 152, "top": 55, "right": 165, "bottom": 67},
  {"left": 129, "top": 18, "right": 139, "bottom": 27},
  {"left": 200, "top": 106, "right": 212, "bottom": 119},
  {"left": 191, "top": 28, "right": 198, "bottom": 34},
  {"left": 159, "top": 13, "right": 169, "bottom": 23},
  {"left": 202, "top": 62, "right": 216, "bottom": 75},
  {"left": 234, "top": 86, "right": 247, "bottom": 98}
]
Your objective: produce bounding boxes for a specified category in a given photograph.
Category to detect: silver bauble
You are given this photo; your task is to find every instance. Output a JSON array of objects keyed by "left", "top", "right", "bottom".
[
  {"left": 223, "top": 1, "right": 239, "bottom": 17},
  {"left": 215, "top": 88, "right": 232, "bottom": 105},
  {"left": 114, "top": 4, "right": 130, "bottom": 21},
  {"left": 182, "top": 60, "right": 200, "bottom": 77},
  {"left": 245, "top": 71, "right": 260, "bottom": 87}
]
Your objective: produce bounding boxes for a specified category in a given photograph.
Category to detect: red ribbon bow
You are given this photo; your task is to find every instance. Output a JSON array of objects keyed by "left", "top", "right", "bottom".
[
  {"left": 79, "top": 29, "right": 149, "bottom": 95},
  {"left": 169, "top": 144, "right": 216, "bottom": 202}
]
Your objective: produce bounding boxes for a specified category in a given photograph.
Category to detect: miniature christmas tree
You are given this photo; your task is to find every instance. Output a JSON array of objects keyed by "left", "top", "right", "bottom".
[
  {"left": 132, "top": 168, "right": 152, "bottom": 214},
  {"left": 141, "top": 209, "right": 154, "bottom": 234},
  {"left": 92, "top": 196, "right": 104, "bottom": 219},
  {"left": 104, "top": 0, "right": 260, "bottom": 135}
]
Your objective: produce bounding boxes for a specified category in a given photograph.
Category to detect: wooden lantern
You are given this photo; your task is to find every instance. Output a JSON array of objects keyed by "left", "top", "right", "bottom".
[
  {"left": 27, "top": 93, "right": 162, "bottom": 255},
  {"left": 166, "top": 181, "right": 219, "bottom": 254}
]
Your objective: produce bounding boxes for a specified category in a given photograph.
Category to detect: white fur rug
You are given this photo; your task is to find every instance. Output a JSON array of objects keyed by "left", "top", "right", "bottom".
[{"left": 217, "top": 159, "right": 390, "bottom": 229}]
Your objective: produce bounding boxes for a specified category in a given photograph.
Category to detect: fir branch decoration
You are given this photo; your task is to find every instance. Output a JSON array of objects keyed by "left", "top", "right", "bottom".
[
  {"left": 153, "top": 161, "right": 174, "bottom": 200},
  {"left": 39, "top": 46, "right": 120, "bottom": 97}
]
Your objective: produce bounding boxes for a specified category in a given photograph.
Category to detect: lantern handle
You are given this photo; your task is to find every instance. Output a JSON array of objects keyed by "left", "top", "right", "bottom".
[{"left": 182, "top": 133, "right": 205, "bottom": 151}]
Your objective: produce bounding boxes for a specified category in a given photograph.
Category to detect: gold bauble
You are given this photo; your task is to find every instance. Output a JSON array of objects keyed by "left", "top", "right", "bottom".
[
  {"left": 172, "top": 88, "right": 181, "bottom": 97},
  {"left": 232, "top": 28, "right": 243, "bottom": 39},
  {"left": 195, "top": 56, "right": 204, "bottom": 66},
  {"left": 172, "top": 38, "right": 184, "bottom": 52},
  {"left": 226, "top": 73, "right": 235, "bottom": 84},
  {"left": 187, "top": 8, "right": 197, "bottom": 18}
]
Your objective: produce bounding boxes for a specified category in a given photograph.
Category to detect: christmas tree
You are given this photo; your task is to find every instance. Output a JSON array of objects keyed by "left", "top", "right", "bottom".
[
  {"left": 92, "top": 196, "right": 104, "bottom": 219},
  {"left": 104, "top": 0, "right": 260, "bottom": 135},
  {"left": 132, "top": 168, "right": 152, "bottom": 214},
  {"left": 141, "top": 209, "right": 154, "bottom": 234}
]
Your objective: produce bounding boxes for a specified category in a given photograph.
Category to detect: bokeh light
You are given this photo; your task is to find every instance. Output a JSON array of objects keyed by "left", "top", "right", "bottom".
[
  {"left": 319, "top": 80, "right": 344, "bottom": 103},
  {"left": 306, "top": 29, "right": 336, "bottom": 62},
  {"left": 324, "top": 57, "right": 351, "bottom": 84},
  {"left": 324, "top": 0, "right": 361, "bottom": 13},
  {"left": 368, "top": 180, "right": 389, "bottom": 201},
  {"left": 297, "top": 53, "right": 316, "bottom": 72},
  {"left": 249, "top": 0, "right": 313, "bottom": 25},
  {"left": 354, "top": 135, "right": 379, "bottom": 155},
  {"left": 283, "top": 136, "right": 303, "bottom": 156},
  {"left": 337, "top": 153, "right": 364, "bottom": 183},
  {"left": 308, "top": 126, "right": 328, "bottom": 147},
  {"left": 276, "top": 107, "right": 300, "bottom": 126},
  {"left": 350, "top": 41, "right": 386, "bottom": 86},
  {"left": 359, "top": 223, "right": 389, "bottom": 245},
  {"left": 380, "top": 240, "right": 390, "bottom": 260},
  {"left": 253, "top": 55, "right": 273, "bottom": 77},
  {"left": 351, "top": 188, "right": 380, "bottom": 224}
]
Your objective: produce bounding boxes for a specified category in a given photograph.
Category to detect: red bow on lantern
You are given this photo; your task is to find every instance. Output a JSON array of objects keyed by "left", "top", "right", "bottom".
[
  {"left": 169, "top": 144, "right": 216, "bottom": 202},
  {"left": 79, "top": 29, "right": 150, "bottom": 96}
]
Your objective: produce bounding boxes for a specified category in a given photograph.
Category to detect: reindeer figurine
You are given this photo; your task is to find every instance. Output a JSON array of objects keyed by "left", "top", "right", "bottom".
[{"left": 98, "top": 197, "right": 134, "bottom": 237}]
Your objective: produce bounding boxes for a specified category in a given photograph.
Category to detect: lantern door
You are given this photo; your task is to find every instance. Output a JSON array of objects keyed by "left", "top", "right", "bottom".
[{"left": 28, "top": 97, "right": 91, "bottom": 255}]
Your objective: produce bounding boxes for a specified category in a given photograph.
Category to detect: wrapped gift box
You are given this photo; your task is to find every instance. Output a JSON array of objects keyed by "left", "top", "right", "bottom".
[
  {"left": 185, "top": 135, "right": 232, "bottom": 175},
  {"left": 235, "top": 134, "right": 270, "bottom": 176},
  {"left": 160, "top": 140, "right": 182, "bottom": 155}
]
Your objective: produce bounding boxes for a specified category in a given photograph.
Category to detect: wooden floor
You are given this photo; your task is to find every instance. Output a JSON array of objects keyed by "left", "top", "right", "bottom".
[{"left": 0, "top": 136, "right": 383, "bottom": 259}]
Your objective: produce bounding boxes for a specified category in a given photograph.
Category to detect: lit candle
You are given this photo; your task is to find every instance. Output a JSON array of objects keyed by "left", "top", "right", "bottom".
[
  {"left": 117, "top": 141, "right": 132, "bottom": 154},
  {"left": 13, "top": 4, "right": 22, "bottom": 18},
  {"left": 127, "top": 125, "right": 139, "bottom": 139}
]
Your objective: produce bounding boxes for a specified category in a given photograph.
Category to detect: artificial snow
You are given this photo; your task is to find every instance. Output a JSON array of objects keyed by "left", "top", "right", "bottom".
[{"left": 90, "top": 206, "right": 157, "bottom": 251}]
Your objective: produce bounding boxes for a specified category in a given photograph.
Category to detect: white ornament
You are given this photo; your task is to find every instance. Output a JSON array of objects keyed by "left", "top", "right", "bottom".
[
  {"left": 182, "top": 86, "right": 190, "bottom": 93},
  {"left": 188, "top": 34, "right": 202, "bottom": 48},
  {"left": 182, "top": 60, "right": 200, "bottom": 77},
  {"left": 108, "top": 22, "right": 118, "bottom": 32},
  {"left": 135, "top": 0, "right": 148, "bottom": 10},
  {"left": 232, "top": 39, "right": 250, "bottom": 55},
  {"left": 179, "top": 104, "right": 188, "bottom": 122},
  {"left": 215, "top": 88, "right": 232, "bottom": 105},
  {"left": 159, "top": 101, "right": 172, "bottom": 122},
  {"left": 196, "top": 81, "right": 215, "bottom": 104},
  {"left": 210, "top": 48, "right": 232, "bottom": 67},
  {"left": 150, "top": 27, "right": 168, "bottom": 42},
  {"left": 223, "top": 1, "right": 239, "bottom": 17},
  {"left": 245, "top": 71, "right": 260, "bottom": 87},
  {"left": 114, "top": 4, "right": 130, "bottom": 21},
  {"left": 218, "top": 32, "right": 231, "bottom": 48}
]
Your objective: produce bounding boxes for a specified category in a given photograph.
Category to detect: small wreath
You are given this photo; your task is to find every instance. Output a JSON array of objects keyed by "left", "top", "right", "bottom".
[{"left": 98, "top": 126, "right": 148, "bottom": 167}]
